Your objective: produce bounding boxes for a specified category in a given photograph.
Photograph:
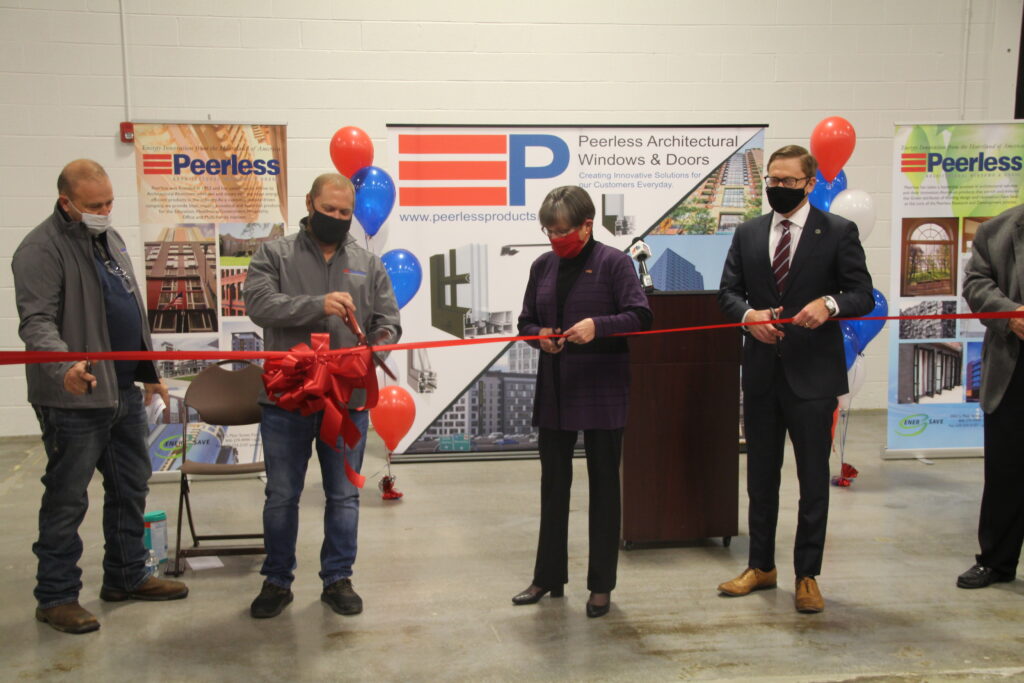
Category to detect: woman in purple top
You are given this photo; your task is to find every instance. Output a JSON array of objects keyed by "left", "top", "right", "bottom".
[{"left": 513, "top": 186, "right": 653, "bottom": 618}]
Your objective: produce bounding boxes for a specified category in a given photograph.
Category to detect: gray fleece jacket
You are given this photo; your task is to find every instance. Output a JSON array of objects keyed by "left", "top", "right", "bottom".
[
  {"left": 243, "top": 221, "right": 402, "bottom": 406},
  {"left": 12, "top": 203, "right": 159, "bottom": 408}
]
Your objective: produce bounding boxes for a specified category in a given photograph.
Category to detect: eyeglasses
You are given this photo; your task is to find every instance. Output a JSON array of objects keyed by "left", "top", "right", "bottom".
[
  {"left": 540, "top": 225, "right": 580, "bottom": 238},
  {"left": 101, "top": 257, "right": 135, "bottom": 294},
  {"left": 765, "top": 176, "right": 811, "bottom": 189}
]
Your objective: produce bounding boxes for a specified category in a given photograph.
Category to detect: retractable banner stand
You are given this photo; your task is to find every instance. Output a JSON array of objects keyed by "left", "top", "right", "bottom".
[
  {"left": 133, "top": 122, "right": 288, "bottom": 472},
  {"left": 886, "top": 121, "right": 1024, "bottom": 458},
  {"left": 381, "top": 124, "right": 765, "bottom": 460}
]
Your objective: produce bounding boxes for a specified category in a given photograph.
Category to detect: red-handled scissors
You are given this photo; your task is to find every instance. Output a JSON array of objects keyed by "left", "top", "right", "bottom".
[{"left": 344, "top": 314, "right": 397, "bottom": 380}]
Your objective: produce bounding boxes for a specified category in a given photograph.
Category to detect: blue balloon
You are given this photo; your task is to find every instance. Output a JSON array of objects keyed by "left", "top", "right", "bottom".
[
  {"left": 841, "top": 321, "right": 861, "bottom": 370},
  {"left": 808, "top": 169, "right": 847, "bottom": 212},
  {"left": 852, "top": 289, "right": 888, "bottom": 349},
  {"left": 352, "top": 165, "right": 396, "bottom": 237},
  {"left": 381, "top": 249, "right": 422, "bottom": 308}
]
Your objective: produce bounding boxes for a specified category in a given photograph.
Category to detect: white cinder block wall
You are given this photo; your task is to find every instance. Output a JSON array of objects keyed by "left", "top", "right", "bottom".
[{"left": 0, "top": 0, "right": 1020, "bottom": 436}]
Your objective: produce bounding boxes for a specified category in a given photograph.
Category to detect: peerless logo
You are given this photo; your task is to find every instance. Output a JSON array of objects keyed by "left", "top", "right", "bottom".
[
  {"left": 901, "top": 152, "right": 1023, "bottom": 174},
  {"left": 142, "top": 153, "right": 281, "bottom": 176},
  {"left": 396, "top": 134, "right": 569, "bottom": 207}
]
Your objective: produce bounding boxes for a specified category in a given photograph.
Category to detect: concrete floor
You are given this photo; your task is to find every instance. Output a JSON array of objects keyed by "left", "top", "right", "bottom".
[{"left": 1, "top": 410, "right": 1022, "bottom": 682}]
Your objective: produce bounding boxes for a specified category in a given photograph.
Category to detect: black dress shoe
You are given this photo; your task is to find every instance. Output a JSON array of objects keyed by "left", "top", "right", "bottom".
[
  {"left": 586, "top": 592, "right": 610, "bottom": 618},
  {"left": 512, "top": 584, "right": 564, "bottom": 605},
  {"left": 957, "top": 563, "right": 1015, "bottom": 589}
]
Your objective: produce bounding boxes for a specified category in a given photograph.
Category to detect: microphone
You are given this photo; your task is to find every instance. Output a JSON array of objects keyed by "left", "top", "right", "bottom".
[{"left": 629, "top": 238, "right": 654, "bottom": 293}]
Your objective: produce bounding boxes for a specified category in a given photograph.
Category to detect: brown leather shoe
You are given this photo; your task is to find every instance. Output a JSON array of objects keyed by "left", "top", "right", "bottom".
[
  {"left": 35, "top": 601, "right": 100, "bottom": 634},
  {"left": 795, "top": 576, "right": 824, "bottom": 613},
  {"left": 99, "top": 575, "right": 189, "bottom": 602},
  {"left": 718, "top": 567, "right": 778, "bottom": 596}
]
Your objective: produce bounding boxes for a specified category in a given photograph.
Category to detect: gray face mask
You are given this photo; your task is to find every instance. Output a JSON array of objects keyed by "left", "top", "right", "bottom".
[{"left": 69, "top": 200, "right": 112, "bottom": 235}]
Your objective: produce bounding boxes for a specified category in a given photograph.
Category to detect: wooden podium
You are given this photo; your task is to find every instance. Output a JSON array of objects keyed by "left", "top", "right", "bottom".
[{"left": 621, "top": 291, "right": 741, "bottom": 548}]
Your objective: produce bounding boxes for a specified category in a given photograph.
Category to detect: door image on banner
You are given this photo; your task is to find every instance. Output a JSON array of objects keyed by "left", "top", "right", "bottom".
[
  {"left": 387, "top": 124, "right": 765, "bottom": 457},
  {"left": 135, "top": 122, "right": 288, "bottom": 471},
  {"left": 887, "top": 122, "right": 1024, "bottom": 454}
]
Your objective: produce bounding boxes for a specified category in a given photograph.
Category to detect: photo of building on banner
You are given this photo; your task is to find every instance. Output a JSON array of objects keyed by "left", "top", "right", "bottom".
[
  {"left": 380, "top": 125, "right": 765, "bottom": 459},
  {"left": 887, "top": 122, "right": 1024, "bottom": 456},
  {"left": 133, "top": 123, "right": 287, "bottom": 472}
]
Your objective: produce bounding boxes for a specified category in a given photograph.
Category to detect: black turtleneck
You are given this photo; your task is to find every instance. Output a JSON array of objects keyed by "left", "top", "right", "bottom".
[{"left": 555, "top": 236, "right": 597, "bottom": 329}]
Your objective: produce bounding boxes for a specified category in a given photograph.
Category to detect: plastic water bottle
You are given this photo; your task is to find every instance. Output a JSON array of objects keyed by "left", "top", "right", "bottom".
[{"left": 145, "top": 549, "right": 159, "bottom": 577}]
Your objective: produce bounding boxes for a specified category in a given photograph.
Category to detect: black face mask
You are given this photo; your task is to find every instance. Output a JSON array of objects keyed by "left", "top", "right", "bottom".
[
  {"left": 766, "top": 186, "right": 807, "bottom": 215},
  {"left": 310, "top": 210, "right": 352, "bottom": 245}
]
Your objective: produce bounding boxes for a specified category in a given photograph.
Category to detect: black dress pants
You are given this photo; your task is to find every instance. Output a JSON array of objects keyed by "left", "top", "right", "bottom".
[
  {"left": 977, "top": 355, "right": 1024, "bottom": 576},
  {"left": 744, "top": 363, "right": 836, "bottom": 578},
  {"left": 532, "top": 427, "right": 623, "bottom": 593}
]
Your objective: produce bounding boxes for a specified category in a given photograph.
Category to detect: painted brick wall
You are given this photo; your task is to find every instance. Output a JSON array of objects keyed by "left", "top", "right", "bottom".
[{"left": 0, "top": 0, "right": 1019, "bottom": 435}]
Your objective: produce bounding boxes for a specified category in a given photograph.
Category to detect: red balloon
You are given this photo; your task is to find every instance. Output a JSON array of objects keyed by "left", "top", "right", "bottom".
[
  {"left": 810, "top": 116, "right": 856, "bottom": 182},
  {"left": 370, "top": 386, "right": 416, "bottom": 452},
  {"left": 329, "top": 126, "right": 374, "bottom": 179}
]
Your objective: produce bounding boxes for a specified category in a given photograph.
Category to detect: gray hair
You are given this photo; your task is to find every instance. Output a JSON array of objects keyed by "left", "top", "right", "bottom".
[{"left": 538, "top": 185, "right": 595, "bottom": 229}]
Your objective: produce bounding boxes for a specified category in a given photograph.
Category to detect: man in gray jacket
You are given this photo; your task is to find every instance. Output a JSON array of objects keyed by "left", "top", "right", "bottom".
[
  {"left": 244, "top": 172, "right": 401, "bottom": 619},
  {"left": 12, "top": 159, "right": 189, "bottom": 635},
  {"left": 959, "top": 203, "right": 1024, "bottom": 589}
]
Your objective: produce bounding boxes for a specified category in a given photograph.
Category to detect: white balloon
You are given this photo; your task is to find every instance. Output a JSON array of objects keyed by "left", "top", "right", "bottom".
[
  {"left": 838, "top": 354, "right": 866, "bottom": 411},
  {"left": 829, "top": 189, "right": 876, "bottom": 243}
]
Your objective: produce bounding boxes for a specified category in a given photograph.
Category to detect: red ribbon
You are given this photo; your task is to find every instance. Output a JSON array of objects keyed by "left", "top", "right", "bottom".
[
  {"left": 3, "top": 310, "right": 1022, "bottom": 367},
  {"left": 262, "top": 333, "right": 377, "bottom": 488}
]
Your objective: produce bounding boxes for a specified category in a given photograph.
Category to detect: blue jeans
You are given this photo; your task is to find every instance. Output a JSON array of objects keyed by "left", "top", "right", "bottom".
[
  {"left": 259, "top": 404, "right": 368, "bottom": 588},
  {"left": 32, "top": 386, "right": 152, "bottom": 608}
]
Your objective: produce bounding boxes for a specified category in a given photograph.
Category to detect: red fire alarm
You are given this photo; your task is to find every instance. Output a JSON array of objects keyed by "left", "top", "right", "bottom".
[{"left": 119, "top": 121, "right": 134, "bottom": 143}]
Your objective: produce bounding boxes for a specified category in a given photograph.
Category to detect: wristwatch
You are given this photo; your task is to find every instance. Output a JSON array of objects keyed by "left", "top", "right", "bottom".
[{"left": 822, "top": 296, "right": 838, "bottom": 317}]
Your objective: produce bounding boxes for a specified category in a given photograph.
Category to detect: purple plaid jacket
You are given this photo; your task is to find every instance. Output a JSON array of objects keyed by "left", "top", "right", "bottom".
[{"left": 518, "top": 241, "right": 651, "bottom": 431}]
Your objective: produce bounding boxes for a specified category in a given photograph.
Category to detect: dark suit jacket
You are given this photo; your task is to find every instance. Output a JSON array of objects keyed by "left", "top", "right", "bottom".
[
  {"left": 518, "top": 241, "right": 651, "bottom": 431},
  {"left": 963, "top": 204, "right": 1024, "bottom": 413},
  {"left": 718, "top": 206, "right": 873, "bottom": 400}
]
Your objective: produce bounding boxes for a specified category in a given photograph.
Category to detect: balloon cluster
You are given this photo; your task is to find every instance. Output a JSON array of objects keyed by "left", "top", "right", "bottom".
[
  {"left": 807, "top": 116, "right": 886, "bottom": 488},
  {"left": 807, "top": 116, "right": 883, "bottom": 409},
  {"left": 808, "top": 117, "right": 877, "bottom": 244},
  {"left": 331, "top": 127, "right": 423, "bottom": 471},
  {"left": 329, "top": 126, "right": 422, "bottom": 311}
]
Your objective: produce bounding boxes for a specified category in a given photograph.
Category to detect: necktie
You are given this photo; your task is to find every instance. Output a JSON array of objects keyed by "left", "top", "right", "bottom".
[{"left": 772, "top": 219, "right": 791, "bottom": 293}]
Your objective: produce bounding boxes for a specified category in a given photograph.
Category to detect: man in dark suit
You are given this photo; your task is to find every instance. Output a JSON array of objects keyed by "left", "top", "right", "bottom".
[
  {"left": 718, "top": 145, "right": 873, "bottom": 613},
  {"left": 958, "top": 204, "right": 1024, "bottom": 589}
]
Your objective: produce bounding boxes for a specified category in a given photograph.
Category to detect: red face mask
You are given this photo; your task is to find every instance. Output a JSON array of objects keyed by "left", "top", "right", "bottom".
[{"left": 549, "top": 230, "right": 586, "bottom": 259}]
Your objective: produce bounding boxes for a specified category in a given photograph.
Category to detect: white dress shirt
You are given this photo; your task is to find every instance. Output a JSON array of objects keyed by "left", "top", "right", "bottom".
[{"left": 742, "top": 201, "right": 838, "bottom": 324}]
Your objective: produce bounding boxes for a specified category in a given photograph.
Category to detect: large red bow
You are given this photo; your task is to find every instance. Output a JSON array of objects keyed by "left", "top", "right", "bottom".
[{"left": 262, "top": 333, "right": 379, "bottom": 487}]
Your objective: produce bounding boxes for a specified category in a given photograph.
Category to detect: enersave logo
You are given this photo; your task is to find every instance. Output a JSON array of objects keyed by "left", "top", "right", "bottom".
[
  {"left": 901, "top": 152, "right": 1023, "bottom": 174},
  {"left": 397, "top": 134, "right": 569, "bottom": 207},
  {"left": 896, "top": 413, "right": 946, "bottom": 436},
  {"left": 142, "top": 153, "right": 281, "bottom": 176}
]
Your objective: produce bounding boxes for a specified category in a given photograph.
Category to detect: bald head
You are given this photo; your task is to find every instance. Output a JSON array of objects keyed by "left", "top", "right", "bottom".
[
  {"left": 308, "top": 172, "right": 354, "bottom": 202},
  {"left": 57, "top": 159, "right": 114, "bottom": 220},
  {"left": 305, "top": 172, "right": 355, "bottom": 228},
  {"left": 57, "top": 159, "right": 108, "bottom": 198}
]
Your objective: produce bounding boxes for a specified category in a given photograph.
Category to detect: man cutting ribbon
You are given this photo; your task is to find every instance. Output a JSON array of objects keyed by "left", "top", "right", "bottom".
[{"left": 243, "top": 172, "right": 401, "bottom": 620}]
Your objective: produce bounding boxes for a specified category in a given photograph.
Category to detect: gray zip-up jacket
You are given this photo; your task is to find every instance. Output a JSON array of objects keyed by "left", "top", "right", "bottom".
[
  {"left": 244, "top": 221, "right": 402, "bottom": 406},
  {"left": 12, "top": 203, "right": 160, "bottom": 408}
]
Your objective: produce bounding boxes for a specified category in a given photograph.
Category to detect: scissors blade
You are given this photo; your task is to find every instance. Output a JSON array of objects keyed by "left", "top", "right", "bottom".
[{"left": 345, "top": 314, "right": 397, "bottom": 380}]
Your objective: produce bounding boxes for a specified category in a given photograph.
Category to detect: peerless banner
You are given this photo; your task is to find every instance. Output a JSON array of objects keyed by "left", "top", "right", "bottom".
[
  {"left": 887, "top": 121, "right": 1024, "bottom": 456},
  {"left": 133, "top": 122, "right": 287, "bottom": 472},
  {"left": 382, "top": 124, "right": 764, "bottom": 459}
]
